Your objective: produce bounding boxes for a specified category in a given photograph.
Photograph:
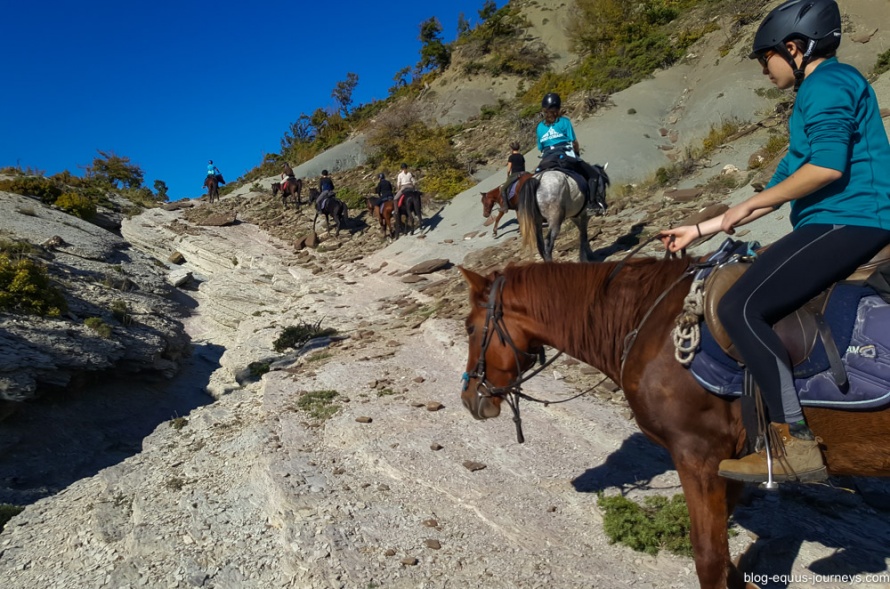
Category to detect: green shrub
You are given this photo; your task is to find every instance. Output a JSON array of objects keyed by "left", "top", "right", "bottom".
[
  {"left": 421, "top": 168, "right": 475, "bottom": 200},
  {"left": 697, "top": 118, "right": 742, "bottom": 157},
  {"left": 248, "top": 361, "right": 270, "bottom": 377},
  {"left": 84, "top": 316, "right": 113, "bottom": 338},
  {"left": 0, "top": 504, "right": 24, "bottom": 532},
  {"left": 297, "top": 389, "right": 340, "bottom": 420},
  {"left": 273, "top": 320, "right": 338, "bottom": 352},
  {"left": 55, "top": 192, "right": 97, "bottom": 220},
  {"left": 873, "top": 48, "right": 890, "bottom": 77},
  {"left": 337, "top": 186, "right": 365, "bottom": 210},
  {"left": 598, "top": 492, "right": 693, "bottom": 557},
  {"left": 0, "top": 254, "right": 67, "bottom": 316},
  {"left": 0, "top": 176, "right": 62, "bottom": 203}
]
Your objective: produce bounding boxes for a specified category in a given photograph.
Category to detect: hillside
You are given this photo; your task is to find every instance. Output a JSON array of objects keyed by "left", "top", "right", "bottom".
[{"left": 2, "top": 1, "right": 890, "bottom": 588}]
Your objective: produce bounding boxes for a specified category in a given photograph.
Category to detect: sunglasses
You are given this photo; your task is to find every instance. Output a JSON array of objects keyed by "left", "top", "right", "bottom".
[{"left": 756, "top": 49, "right": 778, "bottom": 68}]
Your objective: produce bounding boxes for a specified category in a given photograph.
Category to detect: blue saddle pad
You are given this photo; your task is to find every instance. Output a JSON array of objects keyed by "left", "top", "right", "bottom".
[{"left": 689, "top": 286, "right": 890, "bottom": 410}]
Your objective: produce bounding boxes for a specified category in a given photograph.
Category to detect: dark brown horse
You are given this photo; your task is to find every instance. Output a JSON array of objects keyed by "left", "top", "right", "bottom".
[
  {"left": 394, "top": 189, "right": 423, "bottom": 236},
  {"left": 459, "top": 260, "right": 890, "bottom": 589},
  {"left": 272, "top": 178, "right": 303, "bottom": 209},
  {"left": 365, "top": 196, "right": 397, "bottom": 239},
  {"left": 309, "top": 188, "right": 348, "bottom": 236},
  {"left": 481, "top": 172, "right": 532, "bottom": 238},
  {"left": 204, "top": 175, "right": 219, "bottom": 204}
]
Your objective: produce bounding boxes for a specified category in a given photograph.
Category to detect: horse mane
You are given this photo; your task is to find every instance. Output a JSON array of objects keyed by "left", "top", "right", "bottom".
[{"left": 500, "top": 258, "right": 691, "bottom": 372}]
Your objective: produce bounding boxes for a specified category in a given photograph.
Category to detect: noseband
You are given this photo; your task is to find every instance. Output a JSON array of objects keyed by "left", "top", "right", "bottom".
[{"left": 462, "top": 275, "right": 564, "bottom": 443}]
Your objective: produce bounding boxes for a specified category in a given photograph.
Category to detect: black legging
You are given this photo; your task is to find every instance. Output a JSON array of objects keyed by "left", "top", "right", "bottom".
[{"left": 717, "top": 223, "right": 890, "bottom": 423}]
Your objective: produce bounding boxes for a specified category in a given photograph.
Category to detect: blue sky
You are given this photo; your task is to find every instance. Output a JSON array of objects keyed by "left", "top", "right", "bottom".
[{"left": 1, "top": 0, "right": 504, "bottom": 201}]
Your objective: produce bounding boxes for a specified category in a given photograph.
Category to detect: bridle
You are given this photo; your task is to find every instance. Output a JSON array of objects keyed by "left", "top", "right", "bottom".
[{"left": 462, "top": 275, "right": 604, "bottom": 443}]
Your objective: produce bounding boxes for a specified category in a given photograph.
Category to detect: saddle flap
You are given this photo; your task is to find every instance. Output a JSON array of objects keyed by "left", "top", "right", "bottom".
[{"left": 702, "top": 261, "right": 822, "bottom": 366}]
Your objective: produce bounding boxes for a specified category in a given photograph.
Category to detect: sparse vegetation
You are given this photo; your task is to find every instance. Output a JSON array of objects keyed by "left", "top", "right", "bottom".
[
  {"left": 84, "top": 317, "right": 113, "bottom": 338},
  {"left": 111, "top": 300, "right": 134, "bottom": 326},
  {"left": 297, "top": 389, "right": 340, "bottom": 420},
  {"left": 248, "top": 361, "right": 271, "bottom": 377},
  {"left": 169, "top": 417, "right": 188, "bottom": 430},
  {"left": 273, "top": 320, "right": 338, "bottom": 352},
  {"left": 873, "top": 48, "right": 890, "bottom": 77},
  {"left": 0, "top": 504, "right": 24, "bottom": 532},
  {"left": 598, "top": 493, "right": 694, "bottom": 557}
]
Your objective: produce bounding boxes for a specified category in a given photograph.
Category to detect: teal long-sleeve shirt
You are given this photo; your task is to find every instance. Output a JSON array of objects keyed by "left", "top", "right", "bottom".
[{"left": 767, "top": 57, "right": 890, "bottom": 230}]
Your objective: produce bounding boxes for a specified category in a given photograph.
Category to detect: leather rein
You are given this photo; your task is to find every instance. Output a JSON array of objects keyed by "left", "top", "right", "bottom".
[{"left": 462, "top": 275, "right": 606, "bottom": 443}]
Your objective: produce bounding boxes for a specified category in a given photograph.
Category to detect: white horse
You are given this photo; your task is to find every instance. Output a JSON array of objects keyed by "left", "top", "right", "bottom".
[{"left": 517, "top": 168, "right": 607, "bottom": 262}]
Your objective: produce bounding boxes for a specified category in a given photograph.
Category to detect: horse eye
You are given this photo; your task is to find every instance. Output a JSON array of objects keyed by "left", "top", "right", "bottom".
[{"left": 466, "top": 324, "right": 475, "bottom": 336}]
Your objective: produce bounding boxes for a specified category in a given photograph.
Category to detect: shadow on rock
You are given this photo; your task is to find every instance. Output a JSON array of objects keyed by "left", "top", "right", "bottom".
[{"left": 0, "top": 342, "right": 223, "bottom": 505}]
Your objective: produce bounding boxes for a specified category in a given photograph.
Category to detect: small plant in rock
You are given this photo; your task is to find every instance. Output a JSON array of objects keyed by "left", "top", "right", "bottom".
[
  {"left": 0, "top": 254, "right": 67, "bottom": 316},
  {"left": 297, "top": 389, "right": 340, "bottom": 420},
  {"left": 248, "top": 361, "right": 271, "bottom": 377},
  {"left": 873, "top": 48, "right": 890, "bottom": 77},
  {"left": 273, "top": 320, "right": 338, "bottom": 352},
  {"left": 169, "top": 417, "right": 188, "bottom": 430},
  {"left": 84, "top": 317, "right": 113, "bottom": 338},
  {"left": 306, "top": 351, "right": 333, "bottom": 363},
  {"left": 0, "top": 504, "right": 24, "bottom": 533},
  {"left": 111, "top": 300, "right": 134, "bottom": 326},
  {"left": 597, "top": 492, "right": 693, "bottom": 557}
]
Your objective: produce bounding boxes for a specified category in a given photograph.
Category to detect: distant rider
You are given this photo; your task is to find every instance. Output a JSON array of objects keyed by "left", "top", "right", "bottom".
[
  {"left": 394, "top": 163, "right": 416, "bottom": 208},
  {"left": 373, "top": 172, "right": 394, "bottom": 210},
  {"left": 536, "top": 93, "right": 606, "bottom": 214},
  {"left": 281, "top": 162, "right": 296, "bottom": 190},
  {"left": 499, "top": 141, "right": 526, "bottom": 202}
]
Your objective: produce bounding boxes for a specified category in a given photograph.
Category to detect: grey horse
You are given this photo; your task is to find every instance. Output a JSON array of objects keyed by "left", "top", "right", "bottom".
[{"left": 517, "top": 170, "right": 596, "bottom": 262}]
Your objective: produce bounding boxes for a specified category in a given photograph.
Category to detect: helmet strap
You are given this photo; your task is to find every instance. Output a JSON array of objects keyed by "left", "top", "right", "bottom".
[{"left": 787, "top": 39, "right": 817, "bottom": 92}]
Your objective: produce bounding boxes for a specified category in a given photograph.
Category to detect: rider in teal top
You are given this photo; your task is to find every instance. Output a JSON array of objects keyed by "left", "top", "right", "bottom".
[
  {"left": 535, "top": 93, "right": 608, "bottom": 214},
  {"left": 536, "top": 102, "right": 577, "bottom": 157},
  {"left": 207, "top": 160, "right": 220, "bottom": 177},
  {"left": 660, "top": 0, "right": 890, "bottom": 485}
]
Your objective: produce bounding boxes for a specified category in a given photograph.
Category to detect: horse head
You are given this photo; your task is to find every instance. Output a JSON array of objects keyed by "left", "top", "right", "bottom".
[
  {"left": 459, "top": 267, "right": 543, "bottom": 421},
  {"left": 480, "top": 188, "right": 498, "bottom": 218},
  {"left": 271, "top": 182, "right": 281, "bottom": 196}
]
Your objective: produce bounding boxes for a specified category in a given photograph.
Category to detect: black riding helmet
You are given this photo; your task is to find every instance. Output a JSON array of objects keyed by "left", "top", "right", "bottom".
[
  {"left": 750, "top": 0, "right": 841, "bottom": 89},
  {"left": 378, "top": 173, "right": 385, "bottom": 179},
  {"left": 541, "top": 92, "right": 561, "bottom": 110}
]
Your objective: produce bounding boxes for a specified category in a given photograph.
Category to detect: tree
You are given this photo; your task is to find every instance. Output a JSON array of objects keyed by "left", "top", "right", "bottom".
[
  {"left": 153, "top": 179, "right": 169, "bottom": 202},
  {"left": 418, "top": 17, "right": 451, "bottom": 73},
  {"left": 331, "top": 72, "right": 359, "bottom": 116},
  {"left": 479, "top": 1, "right": 498, "bottom": 21},
  {"left": 457, "top": 12, "right": 470, "bottom": 36},
  {"left": 86, "top": 151, "right": 144, "bottom": 189},
  {"left": 281, "top": 113, "right": 315, "bottom": 151}
]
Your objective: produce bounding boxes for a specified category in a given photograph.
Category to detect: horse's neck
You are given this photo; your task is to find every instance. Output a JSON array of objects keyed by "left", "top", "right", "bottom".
[{"left": 505, "top": 263, "right": 681, "bottom": 382}]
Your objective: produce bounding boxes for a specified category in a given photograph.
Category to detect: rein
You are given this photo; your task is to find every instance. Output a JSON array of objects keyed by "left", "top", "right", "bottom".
[{"left": 463, "top": 275, "right": 608, "bottom": 443}]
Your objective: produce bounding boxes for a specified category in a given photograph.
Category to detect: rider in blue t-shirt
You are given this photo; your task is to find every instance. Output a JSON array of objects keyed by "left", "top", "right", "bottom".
[
  {"left": 207, "top": 160, "right": 220, "bottom": 177},
  {"left": 535, "top": 93, "right": 607, "bottom": 214}
]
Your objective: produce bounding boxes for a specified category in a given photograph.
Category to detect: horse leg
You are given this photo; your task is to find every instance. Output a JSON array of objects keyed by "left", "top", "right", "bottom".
[
  {"left": 493, "top": 208, "right": 505, "bottom": 238},
  {"left": 673, "top": 453, "right": 750, "bottom": 589},
  {"left": 571, "top": 214, "right": 595, "bottom": 262},
  {"left": 544, "top": 217, "right": 564, "bottom": 261}
]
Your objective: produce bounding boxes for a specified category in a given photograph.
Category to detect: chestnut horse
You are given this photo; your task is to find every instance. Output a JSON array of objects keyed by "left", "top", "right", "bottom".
[
  {"left": 204, "top": 175, "right": 219, "bottom": 204},
  {"left": 272, "top": 178, "right": 303, "bottom": 209},
  {"left": 480, "top": 172, "right": 532, "bottom": 238},
  {"left": 365, "top": 196, "right": 397, "bottom": 239},
  {"left": 459, "top": 260, "right": 890, "bottom": 589}
]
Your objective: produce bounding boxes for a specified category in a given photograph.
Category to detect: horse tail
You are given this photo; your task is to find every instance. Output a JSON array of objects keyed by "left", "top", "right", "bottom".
[{"left": 518, "top": 176, "right": 540, "bottom": 253}]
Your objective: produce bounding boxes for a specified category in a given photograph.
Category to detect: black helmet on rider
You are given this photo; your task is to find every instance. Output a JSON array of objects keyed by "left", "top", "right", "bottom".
[
  {"left": 322, "top": 169, "right": 329, "bottom": 176},
  {"left": 750, "top": 0, "right": 841, "bottom": 88},
  {"left": 400, "top": 163, "right": 408, "bottom": 170},
  {"left": 541, "top": 93, "right": 561, "bottom": 110},
  {"left": 378, "top": 173, "right": 385, "bottom": 179}
]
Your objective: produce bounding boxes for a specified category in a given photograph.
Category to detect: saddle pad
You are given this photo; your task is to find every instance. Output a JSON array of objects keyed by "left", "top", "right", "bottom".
[{"left": 690, "top": 293, "right": 890, "bottom": 410}]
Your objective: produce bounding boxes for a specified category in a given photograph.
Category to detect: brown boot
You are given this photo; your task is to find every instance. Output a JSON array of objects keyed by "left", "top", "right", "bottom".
[{"left": 718, "top": 422, "right": 827, "bottom": 483}]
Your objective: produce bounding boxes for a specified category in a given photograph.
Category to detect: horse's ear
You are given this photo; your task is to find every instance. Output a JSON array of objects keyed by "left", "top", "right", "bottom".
[{"left": 458, "top": 266, "right": 490, "bottom": 298}]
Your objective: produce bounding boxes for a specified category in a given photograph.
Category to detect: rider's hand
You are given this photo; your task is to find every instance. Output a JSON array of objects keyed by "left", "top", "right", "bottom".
[
  {"left": 659, "top": 226, "right": 697, "bottom": 253},
  {"left": 720, "top": 202, "right": 753, "bottom": 235}
]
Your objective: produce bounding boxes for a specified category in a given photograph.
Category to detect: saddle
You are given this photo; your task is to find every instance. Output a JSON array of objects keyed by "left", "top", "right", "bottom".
[{"left": 703, "top": 243, "right": 890, "bottom": 375}]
